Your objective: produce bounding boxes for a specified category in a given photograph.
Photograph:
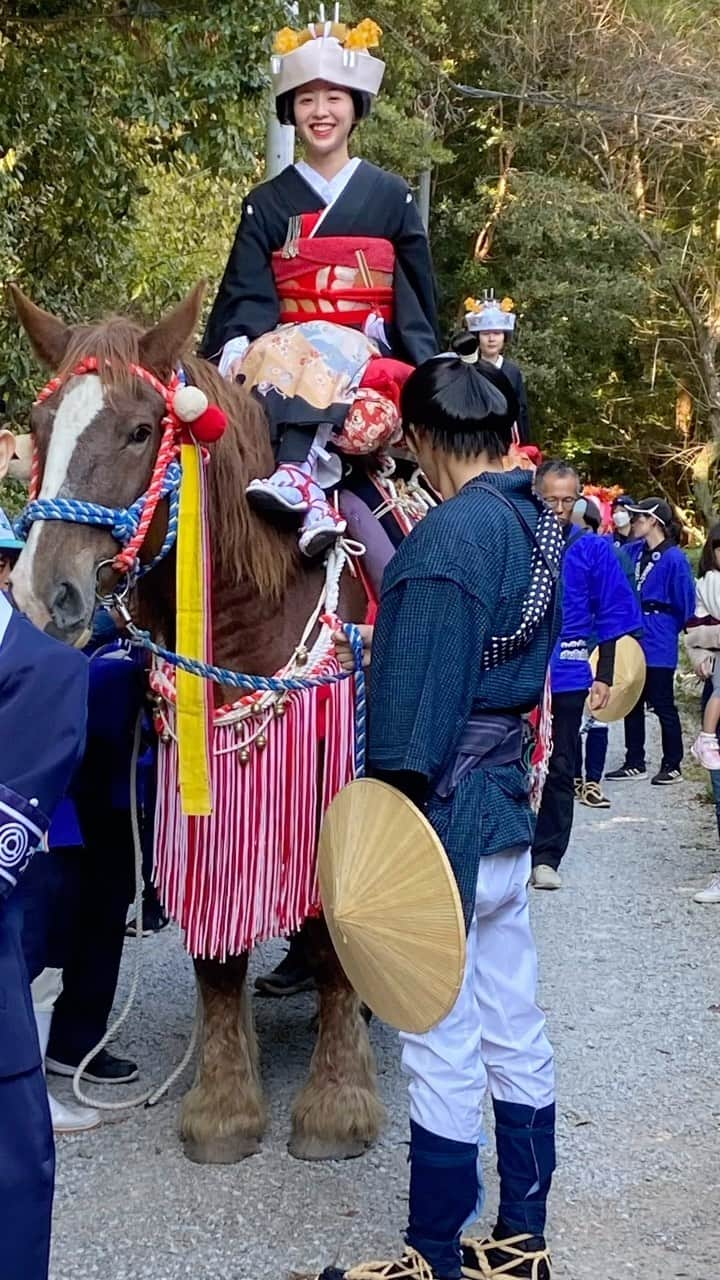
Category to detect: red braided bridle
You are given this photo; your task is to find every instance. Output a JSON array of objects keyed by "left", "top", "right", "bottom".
[{"left": 32, "top": 355, "right": 182, "bottom": 575}]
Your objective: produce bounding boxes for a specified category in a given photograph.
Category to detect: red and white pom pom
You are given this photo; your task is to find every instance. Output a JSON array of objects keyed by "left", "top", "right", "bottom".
[{"left": 174, "top": 385, "right": 228, "bottom": 444}]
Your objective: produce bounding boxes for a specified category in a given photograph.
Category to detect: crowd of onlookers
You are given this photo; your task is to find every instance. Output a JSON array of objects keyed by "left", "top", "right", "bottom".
[{"left": 527, "top": 477, "right": 720, "bottom": 904}]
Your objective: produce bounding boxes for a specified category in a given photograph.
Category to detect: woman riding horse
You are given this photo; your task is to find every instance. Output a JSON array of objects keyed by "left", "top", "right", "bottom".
[{"left": 201, "top": 11, "right": 439, "bottom": 557}]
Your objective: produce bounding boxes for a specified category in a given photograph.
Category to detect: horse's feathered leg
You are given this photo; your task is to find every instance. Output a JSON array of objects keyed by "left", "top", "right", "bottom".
[
  {"left": 288, "top": 916, "right": 385, "bottom": 1161},
  {"left": 180, "top": 953, "right": 267, "bottom": 1164}
]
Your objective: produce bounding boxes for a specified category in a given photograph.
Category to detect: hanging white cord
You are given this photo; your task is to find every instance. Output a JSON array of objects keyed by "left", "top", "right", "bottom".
[{"left": 71, "top": 709, "right": 198, "bottom": 1112}]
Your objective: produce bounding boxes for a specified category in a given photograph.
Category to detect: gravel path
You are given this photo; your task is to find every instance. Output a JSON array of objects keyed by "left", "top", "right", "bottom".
[{"left": 49, "top": 722, "right": 720, "bottom": 1280}]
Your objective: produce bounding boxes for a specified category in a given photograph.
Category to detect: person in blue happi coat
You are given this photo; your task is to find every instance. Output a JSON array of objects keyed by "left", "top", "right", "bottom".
[
  {"left": 21, "top": 612, "right": 152, "bottom": 1090},
  {"left": 606, "top": 496, "right": 695, "bottom": 785},
  {"left": 530, "top": 461, "right": 642, "bottom": 890},
  {"left": 0, "top": 426, "right": 88, "bottom": 1280}
]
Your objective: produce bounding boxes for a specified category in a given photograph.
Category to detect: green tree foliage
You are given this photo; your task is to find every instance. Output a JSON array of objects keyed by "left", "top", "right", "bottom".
[{"left": 2, "top": 0, "right": 720, "bottom": 520}]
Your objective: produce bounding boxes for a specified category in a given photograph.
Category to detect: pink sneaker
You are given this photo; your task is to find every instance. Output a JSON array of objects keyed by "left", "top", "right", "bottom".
[{"left": 691, "top": 731, "right": 720, "bottom": 770}]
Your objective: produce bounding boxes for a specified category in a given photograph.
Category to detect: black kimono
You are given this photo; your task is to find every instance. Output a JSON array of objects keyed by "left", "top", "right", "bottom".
[
  {"left": 200, "top": 160, "right": 439, "bottom": 368},
  {"left": 499, "top": 357, "right": 531, "bottom": 444}
]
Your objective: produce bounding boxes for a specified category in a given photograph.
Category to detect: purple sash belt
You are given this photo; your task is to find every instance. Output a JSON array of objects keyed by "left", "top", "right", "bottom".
[{"left": 434, "top": 713, "right": 524, "bottom": 800}]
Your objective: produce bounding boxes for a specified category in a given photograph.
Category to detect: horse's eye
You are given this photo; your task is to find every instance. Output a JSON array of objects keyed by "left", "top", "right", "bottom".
[{"left": 128, "top": 424, "right": 152, "bottom": 445}]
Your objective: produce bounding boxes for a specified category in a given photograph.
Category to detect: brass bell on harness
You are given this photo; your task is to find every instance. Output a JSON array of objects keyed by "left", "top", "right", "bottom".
[
  {"left": 160, "top": 730, "right": 171, "bottom": 746},
  {"left": 256, "top": 733, "right": 268, "bottom": 751},
  {"left": 237, "top": 745, "right": 251, "bottom": 765}
]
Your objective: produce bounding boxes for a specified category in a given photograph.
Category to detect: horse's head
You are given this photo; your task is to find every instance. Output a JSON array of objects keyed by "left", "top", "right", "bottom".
[{"left": 9, "top": 283, "right": 204, "bottom": 643}]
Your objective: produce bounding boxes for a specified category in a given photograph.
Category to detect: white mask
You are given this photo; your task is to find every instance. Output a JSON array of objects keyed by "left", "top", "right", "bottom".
[{"left": 613, "top": 509, "right": 631, "bottom": 531}]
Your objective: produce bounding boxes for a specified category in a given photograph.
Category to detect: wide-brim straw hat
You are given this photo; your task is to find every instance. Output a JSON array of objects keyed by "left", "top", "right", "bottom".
[
  {"left": 588, "top": 634, "right": 646, "bottom": 722},
  {"left": 318, "top": 779, "right": 466, "bottom": 1034}
]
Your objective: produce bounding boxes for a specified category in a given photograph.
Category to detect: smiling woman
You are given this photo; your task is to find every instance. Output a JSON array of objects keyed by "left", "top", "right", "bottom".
[{"left": 200, "top": 12, "right": 439, "bottom": 558}]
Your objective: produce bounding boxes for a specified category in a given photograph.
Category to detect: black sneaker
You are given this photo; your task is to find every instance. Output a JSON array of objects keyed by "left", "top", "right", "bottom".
[
  {"left": 605, "top": 765, "right": 647, "bottom": 781},
  {"left": 462, "top": 1231, "right": 551, "bottom": 1279},
  {"left": 46, "top": 1048, "right": 139, "bottom": 1084},
  {"left": 651, "top": 767, "right": 683, "bottom": 785},
  {"left": 254, "top": 942, "right": 314, "bottom": 997}
]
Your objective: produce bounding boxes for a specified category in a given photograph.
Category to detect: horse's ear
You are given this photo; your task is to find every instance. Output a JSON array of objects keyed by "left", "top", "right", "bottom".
[
  {"left": 139, "top": 282, "right": 206, "bottom": 379},
  {"left": 8, "top": 284, "right": 72, "bottom": 370}
]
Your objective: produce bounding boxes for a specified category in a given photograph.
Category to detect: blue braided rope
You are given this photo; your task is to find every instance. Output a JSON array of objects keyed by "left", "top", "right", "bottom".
[
  {"left": 14, "top": 461, "right": 182, "bottom": 574},
  {"left": 129, "top": 621, "right": 368, "bottom": 768}
]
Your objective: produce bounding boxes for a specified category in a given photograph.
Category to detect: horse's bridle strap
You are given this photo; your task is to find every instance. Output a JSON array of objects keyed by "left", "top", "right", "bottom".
[{"left": 24, "top": 356, "right": 183, "bottom": 575}]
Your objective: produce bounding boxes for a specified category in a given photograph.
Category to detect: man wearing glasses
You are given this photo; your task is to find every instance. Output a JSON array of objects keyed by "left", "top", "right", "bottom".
[{"left": 530, "top": 461, "right": 641, "bottom": 889}]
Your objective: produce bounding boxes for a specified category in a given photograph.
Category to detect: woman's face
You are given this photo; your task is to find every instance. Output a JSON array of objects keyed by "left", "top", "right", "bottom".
[
  {"left": 293, "top": 81, "right": 355, "bottom": 158},
  {"left": 478, "top": 331, "right": 505, "bottom": 361}
]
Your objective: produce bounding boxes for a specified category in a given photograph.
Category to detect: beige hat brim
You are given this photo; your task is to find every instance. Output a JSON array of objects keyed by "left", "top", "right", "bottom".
[
  {"left": 318, "top": 778, "right": 466, "bottom": 1033},
  {"left": 588, "top": 634, "right": 646, "bottom": 722},
  {"left": 8, "top": 431, "right": 33, "bottom": 483}
]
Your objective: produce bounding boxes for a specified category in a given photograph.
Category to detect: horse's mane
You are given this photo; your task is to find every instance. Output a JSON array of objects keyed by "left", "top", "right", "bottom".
[{"left": 58, "top": 319, "right": 297, "bottom": 600}]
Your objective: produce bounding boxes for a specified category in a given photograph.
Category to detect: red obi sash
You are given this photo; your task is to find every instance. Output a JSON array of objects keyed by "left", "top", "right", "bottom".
[{"left": 272, "top": 213, "right": 395, "bottom": 329}]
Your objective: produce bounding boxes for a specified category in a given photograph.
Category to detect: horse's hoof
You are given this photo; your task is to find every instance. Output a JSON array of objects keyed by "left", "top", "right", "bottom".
[
  {"left": 182, "top": 1133, "right": 261, "bottom": 1164},
  {"left": 287, "top": 1132, "right": 370, "bottom": 1162}
]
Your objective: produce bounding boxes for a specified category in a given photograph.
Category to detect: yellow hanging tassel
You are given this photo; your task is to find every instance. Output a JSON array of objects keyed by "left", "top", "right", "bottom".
[{"left": 175, "top": 440, "right": 212, "bottom": 816}]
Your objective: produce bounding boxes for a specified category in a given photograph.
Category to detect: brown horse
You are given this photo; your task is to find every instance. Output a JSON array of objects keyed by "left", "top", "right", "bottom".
[{"left": 9, "top": 282, "right": 384, "bottom": 1164}]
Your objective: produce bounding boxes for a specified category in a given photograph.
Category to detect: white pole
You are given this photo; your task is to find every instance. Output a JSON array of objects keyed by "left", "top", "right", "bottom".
[
  {"left": 418, "top": 168, "right": 432, "bottom": 234},
  {"left": 265, "top": 102, "right": 295, "bottom": 179}
]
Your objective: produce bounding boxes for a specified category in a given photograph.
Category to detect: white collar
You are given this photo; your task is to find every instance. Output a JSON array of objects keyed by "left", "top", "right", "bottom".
[{"left": 295, "top": 156, "right": 361, "bottom": 205}]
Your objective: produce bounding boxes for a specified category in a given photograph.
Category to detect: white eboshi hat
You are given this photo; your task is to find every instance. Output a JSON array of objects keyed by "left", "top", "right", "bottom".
[
  {"left": 464, "top": 291, "right": 517, "bottom": 334},
  {"left": 271, "top": 10, "right": 385, "bottom": 99}
]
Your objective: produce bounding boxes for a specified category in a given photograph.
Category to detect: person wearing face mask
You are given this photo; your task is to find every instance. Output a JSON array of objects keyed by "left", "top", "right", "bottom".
[
  {"left": 608, "top": 494, "right": 637, "bottom": 548},
  {"left": 200, "top": 12, "right": 439, "bottom": 558}
]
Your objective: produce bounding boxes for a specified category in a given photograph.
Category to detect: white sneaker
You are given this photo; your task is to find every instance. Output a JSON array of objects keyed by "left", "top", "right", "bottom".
[
  {"left": 531, "top": 864, "right": 563, "bottom": 890},
  {"left": 691, "top": 732, "right": 720, "bottom": 770},
  {"left": 49, "top": 1091, "right": 101, "bottom": 1134},
  {"left": 693, "top": 875, "right": 720, "bottom": 904},
  {"left": 246, "top": 463, "right": 312, "bottom": 514}
]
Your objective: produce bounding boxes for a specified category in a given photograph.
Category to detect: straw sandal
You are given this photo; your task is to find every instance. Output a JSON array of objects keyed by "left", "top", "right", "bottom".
[
  {"left": 311, "top": 1250, "right": 442, "bottom": 1280},
  {"left": 461, "top": 1233, "right": 551, "bottom": 1279}
]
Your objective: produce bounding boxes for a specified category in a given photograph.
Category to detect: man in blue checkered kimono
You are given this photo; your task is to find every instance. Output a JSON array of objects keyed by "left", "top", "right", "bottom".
[
  {"left": 0, "top": 426, "right": 88, "bottom": 1280},
  {"left": 313, "top": 344, "right": 563, "bottom": 1280}
]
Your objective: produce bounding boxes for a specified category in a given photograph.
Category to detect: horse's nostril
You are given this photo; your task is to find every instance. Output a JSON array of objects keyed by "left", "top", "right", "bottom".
[{"left": 50, "top": 579, "right": 87, "bottom": 632}]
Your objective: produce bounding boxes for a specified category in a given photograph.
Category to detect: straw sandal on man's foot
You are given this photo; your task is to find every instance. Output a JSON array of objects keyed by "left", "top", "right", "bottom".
[
  {"left": 310, "top": 1248, "right": 449, "bottom": 1280},
  {"left": 461, "top": 1232, "right": 551, "bottom": 1279}
]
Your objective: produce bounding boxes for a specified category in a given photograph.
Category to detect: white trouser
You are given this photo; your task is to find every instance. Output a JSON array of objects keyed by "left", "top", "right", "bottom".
[
  {"left": 30, "top": 967, "right": 63, "bottom": 1014},
  {"left": 401, "top": 848, "right": 554, "bottom": 1145}
]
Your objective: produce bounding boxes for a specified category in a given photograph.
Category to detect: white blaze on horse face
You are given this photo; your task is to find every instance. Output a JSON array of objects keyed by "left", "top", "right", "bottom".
[
  {"left": 12, "top": 375, "right": 105, "bottom": 617},
  {"left": 39, "top": 375, "right": 105, "bottom": 500}
]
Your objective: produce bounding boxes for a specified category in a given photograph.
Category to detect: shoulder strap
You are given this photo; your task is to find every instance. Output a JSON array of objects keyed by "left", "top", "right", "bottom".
[{"left": 469, "top": 480, "right": 561, "bottom": 582}]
